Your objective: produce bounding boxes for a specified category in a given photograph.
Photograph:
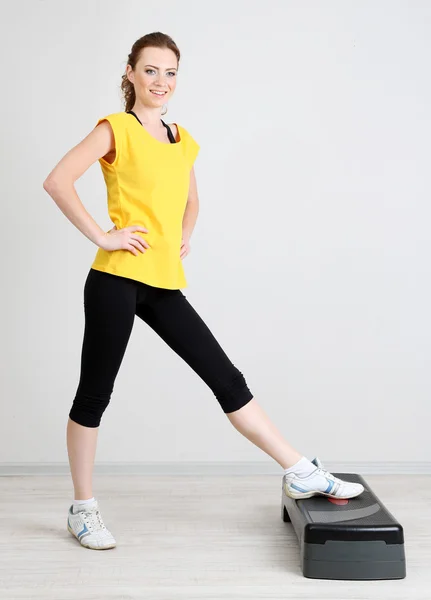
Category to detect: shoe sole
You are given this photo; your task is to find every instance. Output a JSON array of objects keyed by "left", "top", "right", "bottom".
[
  {"left": 67, "top": 523, "right": 116, "bottom": 550},
  {"left": 284, "top": 484, "right": 364, "bottom": 500}
]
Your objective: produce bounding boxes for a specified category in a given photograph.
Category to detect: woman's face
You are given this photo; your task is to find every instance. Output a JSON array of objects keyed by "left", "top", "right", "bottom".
[{"left": 127, "top": 46, "right": 178, "bottom": 108}]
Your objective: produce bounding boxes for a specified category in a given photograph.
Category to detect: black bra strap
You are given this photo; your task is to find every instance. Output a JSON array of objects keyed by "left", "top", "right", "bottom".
[
  {"left": 161, "top": 119, "right": 177, "bottom": 143},
  {"left": 126, "top": 110, "right": 176, "bottom": 143}
]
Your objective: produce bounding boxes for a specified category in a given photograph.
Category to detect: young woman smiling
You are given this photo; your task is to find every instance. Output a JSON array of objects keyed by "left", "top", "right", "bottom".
[{"left": 43, "top": 31, "right": 364, "bottom": 551}]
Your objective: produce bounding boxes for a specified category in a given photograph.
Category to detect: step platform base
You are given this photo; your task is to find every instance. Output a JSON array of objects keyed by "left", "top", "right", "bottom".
[{"left": 281, "top": 472, "right": 406, "bottom": 580}]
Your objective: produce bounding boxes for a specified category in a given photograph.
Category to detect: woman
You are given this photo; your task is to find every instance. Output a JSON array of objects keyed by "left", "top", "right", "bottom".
[{"left": 43, "top": 32, "right": 364, "bottom": 551}]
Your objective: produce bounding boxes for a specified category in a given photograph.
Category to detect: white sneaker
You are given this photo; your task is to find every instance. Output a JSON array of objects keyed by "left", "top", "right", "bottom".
[
  {"left": 67, "top": 499, "right": 116, "bottom": 550},
  {"left": 284, "top": 456, "right": 365, "bottom": 500}
]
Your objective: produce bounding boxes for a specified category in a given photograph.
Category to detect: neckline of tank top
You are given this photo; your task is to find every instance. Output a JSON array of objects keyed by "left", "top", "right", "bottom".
[{"left": 126, "top": 110, "right": 181, "bottom": 145}]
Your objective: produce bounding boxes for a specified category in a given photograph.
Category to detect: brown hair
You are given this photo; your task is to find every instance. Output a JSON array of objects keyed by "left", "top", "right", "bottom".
[{"left": 120, "top": 32, "right": 181, "bottom": 113}]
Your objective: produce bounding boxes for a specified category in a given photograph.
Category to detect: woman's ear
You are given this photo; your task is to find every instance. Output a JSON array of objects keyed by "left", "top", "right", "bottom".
[{"left": 126, "top": 65, "right": 134, "bottom": 84}]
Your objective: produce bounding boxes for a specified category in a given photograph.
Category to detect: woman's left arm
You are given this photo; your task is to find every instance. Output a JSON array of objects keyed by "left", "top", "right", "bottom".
[{"left": 181, "top": 167, "right": 199, "bottom": 258}]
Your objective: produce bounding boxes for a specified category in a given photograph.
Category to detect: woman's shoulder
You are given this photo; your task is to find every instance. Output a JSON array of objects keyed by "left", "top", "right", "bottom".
[
  {"left": 96, "top": 111, "right": 129, "bottom": 127},
  {"left": 169, "top": 122, "right": 197, "bottom": 143}
]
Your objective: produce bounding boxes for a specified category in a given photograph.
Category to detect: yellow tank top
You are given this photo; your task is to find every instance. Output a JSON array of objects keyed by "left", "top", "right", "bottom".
[{"left": 91, "top": 111, "right": 200, "bottom": 289}]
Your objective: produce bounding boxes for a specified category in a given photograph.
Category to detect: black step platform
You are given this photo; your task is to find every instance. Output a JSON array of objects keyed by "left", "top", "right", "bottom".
[{"left": 281, "top": 471, "right": 406, "bottom": 580}]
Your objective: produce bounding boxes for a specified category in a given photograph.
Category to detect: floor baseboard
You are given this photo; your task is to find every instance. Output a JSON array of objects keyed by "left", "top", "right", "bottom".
[{"left": 0, "top": 461, "right": 430, "bottom": 476}]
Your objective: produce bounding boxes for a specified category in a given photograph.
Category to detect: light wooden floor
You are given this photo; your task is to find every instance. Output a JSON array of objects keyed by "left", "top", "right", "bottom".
[{"left": 0, "top": 474, "right": 429, "bottom": 599}]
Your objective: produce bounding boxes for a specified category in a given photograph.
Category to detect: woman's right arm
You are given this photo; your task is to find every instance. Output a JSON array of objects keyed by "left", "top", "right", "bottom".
[{"left": 42, "top": 121, "right": 114, "bottom": 248}]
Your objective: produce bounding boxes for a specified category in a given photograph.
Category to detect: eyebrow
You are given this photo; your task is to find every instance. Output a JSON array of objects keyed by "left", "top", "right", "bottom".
[{"left": 144, "top": 64, "right": 177, "bottom": 71}]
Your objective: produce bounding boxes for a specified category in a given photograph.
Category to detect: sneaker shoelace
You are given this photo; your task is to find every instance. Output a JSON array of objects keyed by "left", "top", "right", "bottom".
[
  {"left": 82, "top": 508, "right": 106, "bottom": 532},
  {"left": 312, "top": 458, "right": 338, "bottom": 482},
  {"left": 315, "top": 466, "right": 336, "bottom": 481}
]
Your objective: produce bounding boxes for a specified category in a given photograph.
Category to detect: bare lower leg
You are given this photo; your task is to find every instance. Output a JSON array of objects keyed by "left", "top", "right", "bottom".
[
  {"left": 226, "top": 398, "right": 303, "bottom": 469},
  {"left": 66, "top": 417, "right": 98, "bottom": 500}
]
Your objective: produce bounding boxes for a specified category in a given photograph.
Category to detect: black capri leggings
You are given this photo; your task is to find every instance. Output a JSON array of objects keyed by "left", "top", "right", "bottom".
[{"left": 69, "top": 268, "right": 254, "bottom": 427}]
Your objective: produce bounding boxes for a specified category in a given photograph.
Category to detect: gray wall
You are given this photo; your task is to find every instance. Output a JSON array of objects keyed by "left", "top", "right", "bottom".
[{"left": 1, "top": 0, "right": 429, "bottom": 472}]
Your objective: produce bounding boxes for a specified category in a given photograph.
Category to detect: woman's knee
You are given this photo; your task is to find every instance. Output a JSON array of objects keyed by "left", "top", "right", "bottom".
[
  {"left": 214, "top": 368, "right": 254, "bottom": 414},
  {"left": 69, "top": 387, "right": 112, "bottom": 428}
]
